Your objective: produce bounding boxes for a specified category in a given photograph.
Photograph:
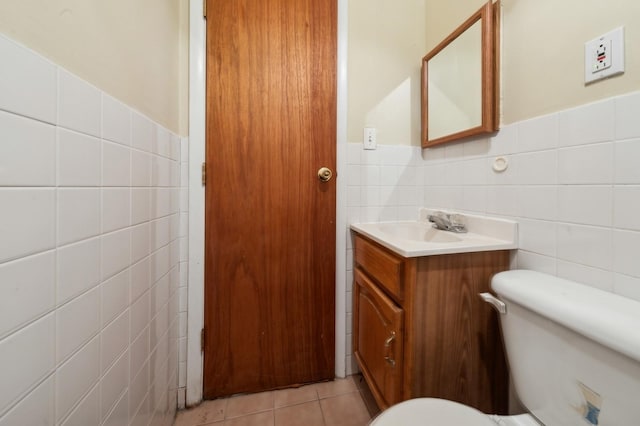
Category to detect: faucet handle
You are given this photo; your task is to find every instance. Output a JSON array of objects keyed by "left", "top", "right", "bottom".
[
  {"left": 449, "top": 213, "right": 467, "bottom": 233},
  {"left": 449, "top": 213, "right": 465, "bottom": 227},
  {"left": 427, "top": 211, "right": 467, "bottom": 233},
  {"left": 427, "top": 211, "right": 446, "bottom": 221}
]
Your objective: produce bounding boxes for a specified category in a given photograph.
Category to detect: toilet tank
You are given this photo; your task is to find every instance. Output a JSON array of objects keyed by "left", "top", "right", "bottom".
[{"left": 491, "top": 270, "right": 640, "bottom": 426}]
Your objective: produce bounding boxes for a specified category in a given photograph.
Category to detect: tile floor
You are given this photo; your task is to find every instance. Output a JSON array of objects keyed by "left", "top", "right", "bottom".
[{"left": 173, "top": 376, "right": 374, "bottom": 426}]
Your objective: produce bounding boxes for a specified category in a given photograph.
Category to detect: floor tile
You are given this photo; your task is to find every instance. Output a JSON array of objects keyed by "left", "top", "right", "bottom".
[
  {"left": 273, "top": 385, "right": 318, "bottom": 408},
  {"left": 174, "top": 398, "right": 228, "bottom": 425},
  {"left": 274, "top": 401, "right": 324, "bottom": 426},
  {"left": 226, "top": 392, "right": 274, "bottom": 419},
  {"left": 315, "top": 377, "right": 358, "bottom": 399},
  {"left": 353, "top": 374, "right": 380, "bottom": 418},
  {"left": 172, "top": 376, "right": 373, "bottom": 426},
  {"left": 224, "top": 411, "right": 274, "bottom": 426},
  {"left": 319, "top": 392, "right": 371, "bottom": 426}
]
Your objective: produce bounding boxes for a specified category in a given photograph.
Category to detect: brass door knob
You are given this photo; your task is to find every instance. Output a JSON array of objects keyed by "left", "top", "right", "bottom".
[{"left": 317, "top": 167, "right": 333, "bottom": 182}]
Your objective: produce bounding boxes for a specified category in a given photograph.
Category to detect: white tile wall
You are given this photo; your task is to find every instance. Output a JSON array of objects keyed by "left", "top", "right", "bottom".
[
  {"left": 0, "top": 251, "right": 55, "bottom": 338},
  {"left": 558, "top": 98, "right": 615, "bottom": 147},
  {"left": 102, "top": 141, "right": 132, "bottom": 187},
  {"left": 55, "top": 337, "right": 101, "bottom": 422},
  {"left": 177, "top": 137, "right": 189, "bottom": 409},
  {"left": 104, "top": 390, "right": 129, "bottom": 426},
  {"left": 56, "top": 238, "right": 101, "bottom": 305},
  {"left": 102, "top": 96, "right": 132, "bottom": 146},
  {"left": 557, "top": 143, "right": 614, "bottom": 184},
  {"left": 58, "top": 71, "right": 102, "bottom": 138},
  {"left": 56, "top": 287, "right": 100, "bottom": 364},
  {"left": 0, "top": 111, "right": 56, "bottom": 186},
  {"left": 61, "top": 384, "right": 100, "bottom": 426},
  {"left": 101, "top": 228, "right": 132, "bottom": 281},
  {"left": 346, "top": 91, "right": 640, "bottom": 369},
  {"left": 100, "top": 349, "right": 129, "bottom": 421},
  {"left": 132, "top": 113, "right": 155, "bottom": 153},
  {"left": 102, "top": 188, "right": 131, "bottom": 233},
  {"left": 100, "top": 311, "right": 130, "bottom": 373},
  {"left": 0, "top": 314, "right": 55, "bottom": 413},
  {"left": 614, "top": 138, "right": 640, "bottom": 183},
  {"left": 101, "top": 270, "right": 129, "bottom": 328},
  {"left": 0, "top": 189, "right": 57, "bottom": 263},
  {"left": 57, "top": 188, "right": 101, "bottom": 245},
  {"left": 0, "top": 35, "right": 56, "bottom": 124},
  {"left": 58, "top": 129, "right": 102, "bottom": 186},
  {"left": 0, "top": 34, "right": 182, "bottom": 426},
  {"left": 0, "top": 376, "right": 55, "bottom": 426},
  {"left": 615, "top": 92, "right": 640, "bottom": 140}
]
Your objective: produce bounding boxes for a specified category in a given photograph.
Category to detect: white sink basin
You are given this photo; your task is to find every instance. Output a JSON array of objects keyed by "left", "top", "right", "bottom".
[
  {"left": 377, "top": 222, "right": 463, "bottom": 243},
  {"left": 350, "top": 209, "right": 518, "bottom": 257}
]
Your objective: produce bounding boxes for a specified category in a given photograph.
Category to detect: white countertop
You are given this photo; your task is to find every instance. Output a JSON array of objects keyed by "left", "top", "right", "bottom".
[{"left": 350, "top": 209, "right": 518, "bottom": 258}]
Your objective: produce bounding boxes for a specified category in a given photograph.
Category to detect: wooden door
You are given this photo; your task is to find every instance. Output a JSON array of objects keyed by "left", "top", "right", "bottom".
[{"left": 203, "top": 0, "right": 337, "bottom": 398}]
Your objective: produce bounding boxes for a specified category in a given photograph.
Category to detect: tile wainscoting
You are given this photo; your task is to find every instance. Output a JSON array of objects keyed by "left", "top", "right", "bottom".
[{"left": 0, "top": 34, "right": 188, "bottom": 426}]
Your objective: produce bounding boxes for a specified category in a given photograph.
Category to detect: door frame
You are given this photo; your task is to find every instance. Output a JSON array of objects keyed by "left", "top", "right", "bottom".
[{"left": 186, "top": 0, "right": 349, "bottom": 406}]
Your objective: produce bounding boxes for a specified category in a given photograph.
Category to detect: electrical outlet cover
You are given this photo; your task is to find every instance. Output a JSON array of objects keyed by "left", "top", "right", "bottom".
[{"left": 585, "top": 27, "right": 625, "bottom": 84}]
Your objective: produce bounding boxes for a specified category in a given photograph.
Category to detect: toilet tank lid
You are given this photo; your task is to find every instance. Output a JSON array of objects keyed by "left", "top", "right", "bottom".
[{"left": 492, "top": 270, "right": 640, "bottom": 364}]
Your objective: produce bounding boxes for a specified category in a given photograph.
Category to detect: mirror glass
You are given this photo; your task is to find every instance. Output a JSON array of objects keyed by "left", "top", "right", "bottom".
[
  {"left": 428, "top": 21, "right": 482, "bottom": 141},
  {"left": 421, "top": 1, "right": 498, "bottom": 148}
]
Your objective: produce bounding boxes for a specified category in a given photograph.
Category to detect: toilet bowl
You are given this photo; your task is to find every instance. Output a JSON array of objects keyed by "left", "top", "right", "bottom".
[
  {"left": 369, "top": 270, "right": 640, "bottom": 426},
  {"left": 369, "top": 398, "right": 541, "bottom": 425},
  {"left": 369, "top": 398, "right": 502, "bottom": 425}
]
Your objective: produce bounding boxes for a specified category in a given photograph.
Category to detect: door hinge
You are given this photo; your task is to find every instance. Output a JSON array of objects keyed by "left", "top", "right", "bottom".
[
  {"left": 201, "top": 162, "right": 207, "bottom": 186},
  {"left": 203, "top": 0, "right": 207, "bottom": 19},
  {"left": 201, "top": 328, "right": 205, "bottom": 352}
]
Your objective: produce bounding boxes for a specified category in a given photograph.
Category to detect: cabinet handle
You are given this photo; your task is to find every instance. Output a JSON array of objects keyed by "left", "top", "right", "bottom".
[
  {"left": 384, "top": 331, "right": 396, "bottom": 347},
  {"left": 384, "top": 331, "right": 396, "bottom": 367}
]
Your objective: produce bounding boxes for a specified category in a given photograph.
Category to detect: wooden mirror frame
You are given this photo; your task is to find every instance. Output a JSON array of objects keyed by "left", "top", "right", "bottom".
[{"left": 421, "top": 1, "right": 499, "bottom": 148}]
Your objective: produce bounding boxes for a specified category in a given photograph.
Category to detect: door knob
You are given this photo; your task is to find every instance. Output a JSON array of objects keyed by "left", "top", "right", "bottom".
[{"left": 317, "top": 167, "right": 333, "bottom": 182}]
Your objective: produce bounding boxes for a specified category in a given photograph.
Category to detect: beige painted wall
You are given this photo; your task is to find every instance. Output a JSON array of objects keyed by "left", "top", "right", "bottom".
[
  {"left": 347, "top": 0, "right": 428, "bottom": 145},
  {"left": 349, "top": 0, "right": 640, "bottom": 145},
  {"left": 0, "top": 0, "right": 189, "bottom": 135},
  {"left": 500, "top": 0, "right": 640, "bottom": 124}
]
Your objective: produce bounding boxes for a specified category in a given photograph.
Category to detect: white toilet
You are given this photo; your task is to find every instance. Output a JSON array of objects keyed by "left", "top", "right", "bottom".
[{"left": 370, "top": 270, "right": 640, "bottom": 425}]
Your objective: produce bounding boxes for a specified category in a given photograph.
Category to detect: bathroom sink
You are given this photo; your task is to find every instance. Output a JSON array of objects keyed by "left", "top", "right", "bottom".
[
  {"left": 378, "top": 222, "right": 462, "bottom": 243},
  {"left": 350, "top": 208, "right": 518, "bottom": 257}
]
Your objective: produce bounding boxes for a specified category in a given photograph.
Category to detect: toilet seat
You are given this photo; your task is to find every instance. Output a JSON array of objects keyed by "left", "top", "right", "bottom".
[{"left": 370, "top": 398, "right": 497, "bottom": 426}]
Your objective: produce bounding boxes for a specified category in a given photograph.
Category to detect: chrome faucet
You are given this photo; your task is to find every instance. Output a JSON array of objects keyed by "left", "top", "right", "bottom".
[{"left": 427, "top": 212, "right": 467, "bottom": 233}]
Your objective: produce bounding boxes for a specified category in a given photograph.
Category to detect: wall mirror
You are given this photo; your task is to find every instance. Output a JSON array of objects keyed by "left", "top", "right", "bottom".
[{"left": 421, "top": 1, "right": 499, "bottom": 148}]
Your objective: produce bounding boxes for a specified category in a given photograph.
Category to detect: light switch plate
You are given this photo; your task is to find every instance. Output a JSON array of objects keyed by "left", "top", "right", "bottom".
[
  {"left": 363, "top": 127, "right": 377, "bottom": 150},
  {"left": 585, "top": 27, "right": 625, "bottom": 84}
]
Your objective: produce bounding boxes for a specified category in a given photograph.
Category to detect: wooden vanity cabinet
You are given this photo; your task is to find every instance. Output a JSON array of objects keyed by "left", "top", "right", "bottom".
[{"left": 353, "top": 233, "right": 509, "bottom": 414}]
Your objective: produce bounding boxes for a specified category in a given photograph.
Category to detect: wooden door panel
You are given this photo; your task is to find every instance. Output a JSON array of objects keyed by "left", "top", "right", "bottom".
[
  {"left": 204, "top": 0, "right": 336, "bottom": 398},
  {"left": 354, "top": 269, "right": 404, "bottom": 408},
  {"left": 413, "top": 252, "right": 509, "bottom": 413}
]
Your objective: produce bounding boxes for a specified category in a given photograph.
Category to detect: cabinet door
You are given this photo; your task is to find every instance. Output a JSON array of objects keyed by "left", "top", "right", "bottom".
[{"left": 353, "top": 268, "right": 404, "bottom": 408}]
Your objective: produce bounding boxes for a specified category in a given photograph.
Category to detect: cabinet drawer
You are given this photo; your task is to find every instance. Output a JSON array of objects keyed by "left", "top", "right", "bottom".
[{"left": 354, "top": 234, "right": 404, "bottom": 300}]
